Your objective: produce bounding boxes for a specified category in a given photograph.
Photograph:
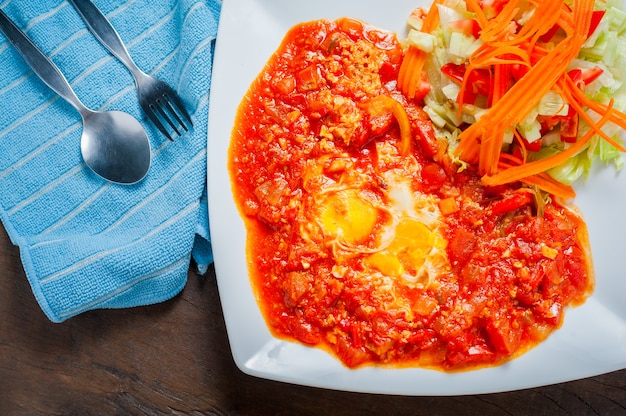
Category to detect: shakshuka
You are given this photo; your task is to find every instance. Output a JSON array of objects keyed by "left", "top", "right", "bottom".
[{"left": 229, "top": 18, "right": 593, "bottom": 370}]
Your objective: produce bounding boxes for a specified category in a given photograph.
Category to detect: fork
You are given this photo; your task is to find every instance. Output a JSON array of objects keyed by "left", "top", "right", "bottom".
[{"left": 68, "top": 0, "right": 192, "bottom": 141}]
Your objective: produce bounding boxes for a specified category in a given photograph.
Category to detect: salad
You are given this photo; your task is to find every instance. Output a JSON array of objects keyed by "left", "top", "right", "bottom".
[{"left": 399, "top": 0, "right": 626, "bottom": 198}]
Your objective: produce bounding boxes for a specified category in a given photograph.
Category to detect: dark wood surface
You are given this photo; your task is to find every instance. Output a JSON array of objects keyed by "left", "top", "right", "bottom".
[{"left": 1, "top": 224, "right": 625, "bottom": 416}]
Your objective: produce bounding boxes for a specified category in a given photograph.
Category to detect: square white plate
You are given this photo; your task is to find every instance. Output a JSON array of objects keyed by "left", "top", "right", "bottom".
[{"left": 207, "top": 0, "right": 626, "bottom": 395}]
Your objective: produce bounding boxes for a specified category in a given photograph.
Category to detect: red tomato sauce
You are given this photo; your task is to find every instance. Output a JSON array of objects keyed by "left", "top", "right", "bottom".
[{"left": 229, "top": 18, "right": 594, "bottom": 370}]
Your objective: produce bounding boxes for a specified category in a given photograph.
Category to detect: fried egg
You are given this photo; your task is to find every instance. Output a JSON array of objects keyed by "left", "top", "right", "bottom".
[{"left": 309, "top": 160, "right": 450, "bottom": 289}]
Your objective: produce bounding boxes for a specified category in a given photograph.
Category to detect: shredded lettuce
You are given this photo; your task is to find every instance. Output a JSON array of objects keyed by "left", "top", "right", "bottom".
[{"left": 567, "top": 2, "right": 626, "bottom": 182}]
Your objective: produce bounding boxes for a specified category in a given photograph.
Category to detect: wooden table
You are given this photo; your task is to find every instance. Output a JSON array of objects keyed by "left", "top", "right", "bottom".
[{"left": 1, "top": 224, "right": 625, "bottom": 416}]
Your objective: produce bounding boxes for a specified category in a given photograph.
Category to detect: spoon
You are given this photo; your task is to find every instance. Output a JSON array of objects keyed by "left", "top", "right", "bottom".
[{"left": 0, "top": 9, "right": 151, "bottom": 184}]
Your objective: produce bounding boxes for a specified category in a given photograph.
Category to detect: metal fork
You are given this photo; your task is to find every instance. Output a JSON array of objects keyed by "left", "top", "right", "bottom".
[{"left": 68, "top": 0, "right": 192, "bottom": 141}]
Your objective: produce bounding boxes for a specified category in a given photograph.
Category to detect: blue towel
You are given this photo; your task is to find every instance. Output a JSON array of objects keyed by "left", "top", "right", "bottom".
[{"left": 0, "top": 0, "right": 221, "bottom": 322}]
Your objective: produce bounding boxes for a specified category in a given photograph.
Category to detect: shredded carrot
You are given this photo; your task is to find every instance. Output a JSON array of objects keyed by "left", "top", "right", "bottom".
[
  {"left": 483, "top": 99, "right": 615, "bottom": 186},
  {"left": 506, "top": 1, "right": 564, "bottom": 45},
  {"left": 497, "top": 154, "right": 576, "bottom": 199},
  {"left": 403, "top": 48, "right": 427, "bottom": 100},
  {"left": 511, "top": 130, "right": 529, "bottom": 164},
  {"left": 498, "top": 159, "right": 577, "bottom": 199},
  {"left": 521, "top": 173, "right": 577, "bottom": 200},
  {"left": 469, "top": 44, "right": 530, "bottom": 67},
  {"left": 397, "top": 45, "right": 418, "bottom": 98},
  {"left": 464, "top": 0, "right": 488, "bottom": 28},
  {"left": 457, "top": 36, "right": 583, "bottom": 175},
  {"left": 562, "top": 78, "right": 626, "bottom": 149},
  {"left": 398, "top": 0, "right": 443, "bottom": 98},
  {"left": 478, "top": 0, "right": 522, "bottom": 42}
]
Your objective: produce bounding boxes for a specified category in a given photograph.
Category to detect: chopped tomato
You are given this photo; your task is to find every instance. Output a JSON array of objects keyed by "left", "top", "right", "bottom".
[
  {"left": 447, "top": 227, "right": 476, "bottom": 265},
  {"left": 337, "top": 17, "right": 365, "bottom": 41},
  {"left": 296, "top": 65, "right": 323, "bottom": 91},
  {"left": 486, "top": 317, "right": 523, "bottom": 355},
  {"left": 421, "top": 162, "right": 447, "bottom": 192},
  {"left": 379, "top": 61, "right": 399, "bottom": 83},
  {"left": 335, "top": 335, "right": 372, "bottom": 368}
]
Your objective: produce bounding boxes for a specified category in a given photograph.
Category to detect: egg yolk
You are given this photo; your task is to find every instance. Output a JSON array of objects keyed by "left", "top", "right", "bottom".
[
  {"left": 367, "top": 218, "right": 434, "bottom": 278},
  {"left": 318, "top": 189, "right": 379, "bottom": 244}
]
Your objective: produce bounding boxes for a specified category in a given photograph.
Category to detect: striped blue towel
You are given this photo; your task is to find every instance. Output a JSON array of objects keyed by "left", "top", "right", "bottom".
[{"left": 0, "top": 0, "right": 221, "bottom": 322}]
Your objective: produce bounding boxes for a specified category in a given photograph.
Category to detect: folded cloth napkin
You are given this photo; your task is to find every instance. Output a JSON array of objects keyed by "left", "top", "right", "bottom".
[{"left": 0, "top": 0, "right": 221, "bottom": 322}]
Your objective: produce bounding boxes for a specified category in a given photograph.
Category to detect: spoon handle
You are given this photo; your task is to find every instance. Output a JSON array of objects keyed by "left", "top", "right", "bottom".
[
  {"left": 0, "top": 9, "right": 88, "bottom": 114},
  {"left": 68, "top": 0, "right": 142, "bottom": 76}
]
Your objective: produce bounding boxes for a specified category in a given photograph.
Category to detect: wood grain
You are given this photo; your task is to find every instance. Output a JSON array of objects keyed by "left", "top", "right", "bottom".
[{"left": 1, "top": 224, "right": 625, "bottom": 416}]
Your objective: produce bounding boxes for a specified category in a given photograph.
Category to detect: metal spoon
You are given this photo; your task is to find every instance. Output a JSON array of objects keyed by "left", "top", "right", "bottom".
[{"left": 0, "top": 9, "right": 151, "bottom": 185}]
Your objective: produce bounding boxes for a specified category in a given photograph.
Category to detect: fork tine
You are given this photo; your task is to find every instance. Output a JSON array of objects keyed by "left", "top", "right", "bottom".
[
  {"left": 139, "top": 83, "right": 193, "bottom": 141},
  {"left": 161, "top": 94, "right": 188, "bottom": 133},
  {"left": 144, "top": 103, "right": 174, "bottom": 141},
  {"left": 166, "top": 90, "right": 193, "bottom": 127},
  {"left": 153, "top": 97, "right": 182, "bottom": 137}
]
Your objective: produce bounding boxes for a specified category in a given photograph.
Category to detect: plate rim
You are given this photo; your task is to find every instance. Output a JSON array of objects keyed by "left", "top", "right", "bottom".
[{"left": 207, "top": 0, "right": 626, "bottom": 395}]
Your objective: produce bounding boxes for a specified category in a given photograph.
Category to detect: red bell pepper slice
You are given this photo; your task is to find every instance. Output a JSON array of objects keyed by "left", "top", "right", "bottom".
[
  {"left": 441, "top": 63, "right": 491, "bottom": 104},
  {"left": 587, "top": 10, "right": 606, "bottom": 39},
  {"left": 556, "top": 67, "right": 603, "bottom": 143},
  {"left": 539, "top": 24, "right": 561, "bottom": 43},
  {"left": 569, "top": 66, "right": 604, "bottom": 86},
  {"left": 521, "top": 136, "right": 542, "bottom": 152},
  {"left": 539, "top": 9, "right": 605, "bottom": 43},
  {"left": 559, "top": 105, "right": 579, "bottom": 143},
  {"left": 488, "top": 192, "right": 535, "bottom": 215},
  {"left": 510, "top": 63, "right": 529, "bottom": 82}
]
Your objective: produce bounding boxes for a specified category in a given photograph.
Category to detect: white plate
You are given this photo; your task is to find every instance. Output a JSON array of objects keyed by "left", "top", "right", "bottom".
[{"left": 207, "top": 0, "right": 626, "bottom": 395}]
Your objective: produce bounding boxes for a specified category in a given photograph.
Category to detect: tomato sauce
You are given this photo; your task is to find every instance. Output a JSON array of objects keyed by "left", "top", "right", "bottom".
[{"left": 229, "top": 18, "right": 594, "bottom": 370}]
